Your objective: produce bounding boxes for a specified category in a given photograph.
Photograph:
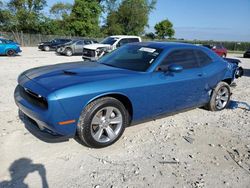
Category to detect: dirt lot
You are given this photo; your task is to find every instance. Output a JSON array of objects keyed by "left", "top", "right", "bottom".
[{"left": 0, "top": 47, "right": 249, "bottom": 188}]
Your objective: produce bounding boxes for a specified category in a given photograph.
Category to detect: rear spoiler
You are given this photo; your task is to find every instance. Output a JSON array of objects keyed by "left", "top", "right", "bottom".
[{"left": 223, "top": 58, "right": 241, "bottom": 65}]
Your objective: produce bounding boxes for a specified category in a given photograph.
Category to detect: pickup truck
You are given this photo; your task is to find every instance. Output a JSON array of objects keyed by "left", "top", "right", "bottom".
[{"left": 82, "top": 35, "right": 141, "bottom": 61}]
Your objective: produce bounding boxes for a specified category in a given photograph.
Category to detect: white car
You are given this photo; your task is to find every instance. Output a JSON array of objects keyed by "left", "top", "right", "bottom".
[{"left": 82, "top": 35, "right": 141, "bottom": 61}]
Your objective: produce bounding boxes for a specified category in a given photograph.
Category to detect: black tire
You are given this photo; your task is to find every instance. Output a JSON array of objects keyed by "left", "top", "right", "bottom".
[
  {"left": 56, "top": 48, "right": 60, "bottom": 53},
  {"left": 44, "top": 46, "right": 50, "bottom": 51},
  {"left": 222, "top": 53, "right": 226, "bottom": 58},
  {"left": 65, "top": 48, "right": 73, "bottom": 56},
  {"left": 77, "top": 97, "right": 129, "bottom": 148},
  {"left": 6, "top": 49, "right": 16, "bottom": 56},
  {"left": 207, "top": 82, "right": 231, "bottom": 111}
]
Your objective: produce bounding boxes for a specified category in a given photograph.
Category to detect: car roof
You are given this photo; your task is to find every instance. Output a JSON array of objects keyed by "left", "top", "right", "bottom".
[{"left": 129, "top": 41, "right": 201, "bottom": 50}]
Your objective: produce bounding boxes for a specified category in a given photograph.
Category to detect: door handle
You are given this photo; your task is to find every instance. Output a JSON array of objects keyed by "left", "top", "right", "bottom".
[{"left": 198, "top": 73, "right": 203, "bottom": 77}]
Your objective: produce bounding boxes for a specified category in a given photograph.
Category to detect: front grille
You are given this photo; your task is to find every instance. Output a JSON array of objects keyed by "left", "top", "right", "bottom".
[
  {"left": 18, "top": 85, "right": 48, "bottom": 109},
  {"left": 83, "top": 48, "right": 95, "bottom": 57}
]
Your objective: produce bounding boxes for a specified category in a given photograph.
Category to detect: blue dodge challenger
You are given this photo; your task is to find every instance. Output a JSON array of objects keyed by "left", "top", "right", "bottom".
[{"left": 14, "top": 42, "right": 243, "bottom": 147}]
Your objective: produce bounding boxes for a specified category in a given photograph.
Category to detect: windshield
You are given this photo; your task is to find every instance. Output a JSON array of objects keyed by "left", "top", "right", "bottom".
[
  {"left": 98, "top": 44, "right": 162, "bottom": 72},
  {"left": 101, "top": 37, "right": 117, "bottom": 45}
]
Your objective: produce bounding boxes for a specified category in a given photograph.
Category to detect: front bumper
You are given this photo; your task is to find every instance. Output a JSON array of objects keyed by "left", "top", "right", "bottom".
[
  {"left": 82, "top": 55, "right": 98, "bottom": 61},
  {"left": 19, "top": 111, "right": 70, "bottom": 142},
  {"left": 235, "top": 67, "right": 244, "bottom": 78},
  {"left": 38, "top": 45, "right": 44, "bottom": 50},
  {"left": 14, "top": 83, "right": 76, "bottom": 140}
]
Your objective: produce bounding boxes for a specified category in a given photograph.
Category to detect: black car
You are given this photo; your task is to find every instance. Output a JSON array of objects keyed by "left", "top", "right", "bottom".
[
  {"left": 38, "top": 38, "right": 72, "bottom": 51},
  {"left": 243, "top": 49, "right": 250, "bottom": 58}
]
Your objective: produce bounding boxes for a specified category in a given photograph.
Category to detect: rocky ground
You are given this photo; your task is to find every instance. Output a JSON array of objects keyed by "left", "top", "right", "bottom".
[{"left": 0, "top": 48, "right": 249, "bottom": 188}]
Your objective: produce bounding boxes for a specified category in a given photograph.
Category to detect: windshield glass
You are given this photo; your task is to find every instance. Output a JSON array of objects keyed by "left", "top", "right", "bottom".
[
  {"left": 101, "top": 37, "right": 117, "bottom": 45},
  {"left": 98, "top": 44, "right": 162, "bottom": 72}
]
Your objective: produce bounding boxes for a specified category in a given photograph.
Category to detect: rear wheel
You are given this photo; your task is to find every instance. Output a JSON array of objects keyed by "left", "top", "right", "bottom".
[
  {"left": 65, "top": 48, "right": 73, "bottom": 56},
  {"left": 207, "top": 82, "right": 231, "bottom": 111},
  {"left": 77, "top": 97, "right": 129, "bottom": 148},
  {"left": 6, "top": 49, "right": 16, "bottom": 56}
]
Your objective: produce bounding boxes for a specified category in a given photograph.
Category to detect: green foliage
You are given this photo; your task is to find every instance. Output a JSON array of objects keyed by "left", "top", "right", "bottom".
[
  {"left": 67, "top": 0, "right": 102, "bottom": 37},
  {"left": 145, "top": 32, "right": 156, "bottom": 40},
  {"left": 0, "top": 0, "right": 158, "bottom": 38},
  {"left": 104, "top": 0, "right": 156, "bottom": 35},
  {"left": 50, "top": 2, "right": 72, "bottom": 20},
  {"left": 154, "top": 19, "right": 175, "bottom": 39},
  {"left": 0, "top": 0, "right": 47, "bottom": 33}
]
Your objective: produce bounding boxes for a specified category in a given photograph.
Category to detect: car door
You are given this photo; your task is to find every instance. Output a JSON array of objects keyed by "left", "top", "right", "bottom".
[
  {"left": 75, "top": 40, "right": 85, "bottom": 54},
  {"left": 150, "top": 49, "right": 207, "bottom": 115}
]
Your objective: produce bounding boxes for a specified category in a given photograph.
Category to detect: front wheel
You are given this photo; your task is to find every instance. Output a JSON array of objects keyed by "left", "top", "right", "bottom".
[
  {"left": 207, "top": 82, "right": 231, "bottom": 111},
  {"left": 65, "top": 48, "right": 73, "bottom": 56},
  {"left": 44, "top": 46, "right": 50, "bottom": 51},
  {"left": 6, "top": 49, "right": 16, "bottom": 56},
  {"left": 77, "top": 97, "right": 129, "bottom": 148}
]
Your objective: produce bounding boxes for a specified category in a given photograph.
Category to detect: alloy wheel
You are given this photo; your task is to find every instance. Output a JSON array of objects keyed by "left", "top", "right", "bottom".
[
  {"left": 90, "top": 106, "right": 123, "bottom": 143},
  {"left": 215, "top": 86, "right": 230, "bottom": 110}
]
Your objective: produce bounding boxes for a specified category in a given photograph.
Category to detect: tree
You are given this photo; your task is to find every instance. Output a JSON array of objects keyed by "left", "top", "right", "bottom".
[
  {"left": 104, "top": 0, "right": 156, "bottom": 35},
  {"left": 154, "top": 19, "right": 175, "bottom": 39},
  {"left": 145, "top": 32, "right": 156, "bottom": 40},
  {"left": 0, "top": 0, "right": 47, "bottom": 33},
  {"left": 67, "top": 0, "right": 102, "bottom": 36},
  {"left": 50, "top": 2, "right": 72, "bottom": 20}
]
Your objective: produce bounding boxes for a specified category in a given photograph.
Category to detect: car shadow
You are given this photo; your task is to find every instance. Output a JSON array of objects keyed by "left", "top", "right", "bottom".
[
  {"left": 228, "top": 100, "right": 250, "bottom": 111},
  {"left": 242, "top": 68, "right": 250, "bottom": 77},
  {"left": 0, "top": 158, "right": 49, "bottom": 188},
  {"left": 18, "top": 110, "right": 69, "bottom": 143}
]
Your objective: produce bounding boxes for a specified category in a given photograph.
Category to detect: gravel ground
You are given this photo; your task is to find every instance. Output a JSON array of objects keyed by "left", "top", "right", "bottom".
[{"left": 0, "top": 47, "right": 249, "bottom": 188}]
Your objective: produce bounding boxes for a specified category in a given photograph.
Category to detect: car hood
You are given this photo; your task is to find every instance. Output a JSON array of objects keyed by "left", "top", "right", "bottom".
[
  {"left": 20, "top": 61, "right": 136, "bottom": 92},
  {"left": 83, "top": 44, "right": 111, "bottom": 50}
]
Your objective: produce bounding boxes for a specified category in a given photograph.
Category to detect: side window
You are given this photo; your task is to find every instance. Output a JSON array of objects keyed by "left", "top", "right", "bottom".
[
  {"left": 76, "top": 40, "right": 84, "bottom": 45},
  {"left": 0, "top": 39, "right": 3, "bottom": 44},
  {"left": 161, "top": 50, "right": 199, "bottom": 69},
  {"left": 84, "top": 40, "right": 92, "bottom": 45},
  {"left": 117, "top": 39, "right": 128, "bottom": 47},
  {"left": 127, "top": 38, "right": 139, "bottom": 43},
  {"left": 195, "top": 50, "right": 212, "bottom": 67}
]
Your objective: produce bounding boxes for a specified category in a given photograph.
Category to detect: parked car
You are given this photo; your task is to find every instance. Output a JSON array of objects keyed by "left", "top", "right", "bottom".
[
  {"left": 14, "top": 42, "right": 243, "bottom": 148},
  {"left": 56, "top": 39, "right": 98, "bottom": 56},
  {"left": 38, "top": 38, "right": 72, "bottom": 51},
  {"left": 243, "top": 49, "right": 250, "bottom": 58},
  {"left": 82, "top": 35, "right": 141, "bottom": 61},
  {"left": 203, "top": 44, "right": 227, "bottom": 57},
  {"left": 0, "top": 38, "right": 22, "bottom": 56}
]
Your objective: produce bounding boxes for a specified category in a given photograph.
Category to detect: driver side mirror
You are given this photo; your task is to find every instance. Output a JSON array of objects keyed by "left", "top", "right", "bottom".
[
  {"left": 157, "top": 64, "right": 183, "bottom": 73},
  {"left": 168, "top": 64, "right": 183, "bottom": 72}
]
